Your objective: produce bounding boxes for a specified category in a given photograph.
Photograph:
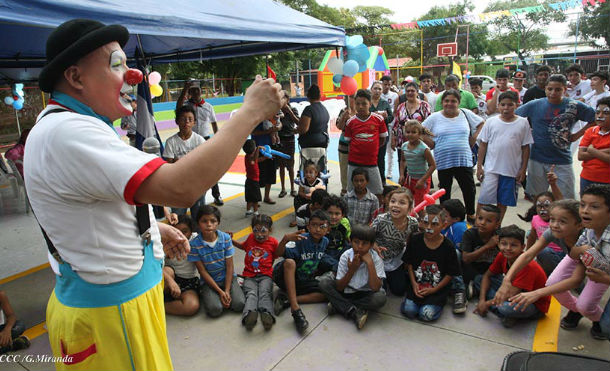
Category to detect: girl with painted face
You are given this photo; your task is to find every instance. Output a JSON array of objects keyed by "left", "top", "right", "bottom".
[
  {"left": 233, "top": 214, "right": 284, "bottom": 331},
  {"left": 371, "top": 188, "right": 419, "bottom": 296}
]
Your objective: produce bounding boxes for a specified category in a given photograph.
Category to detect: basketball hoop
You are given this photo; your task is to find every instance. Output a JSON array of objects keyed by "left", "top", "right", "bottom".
[{"left": 437, "top": 42, "right": 458, "bottom": 57}]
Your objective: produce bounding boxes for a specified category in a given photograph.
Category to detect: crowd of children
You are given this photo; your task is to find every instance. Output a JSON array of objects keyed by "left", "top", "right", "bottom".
[{"left": 153, "top": 66, "right": 610, "bottom": 345}]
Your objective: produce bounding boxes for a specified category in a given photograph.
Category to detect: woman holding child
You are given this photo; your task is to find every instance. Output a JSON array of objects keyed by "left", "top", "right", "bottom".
[{"left": 422, "top": 89, "right": 484, "bottom": 223}]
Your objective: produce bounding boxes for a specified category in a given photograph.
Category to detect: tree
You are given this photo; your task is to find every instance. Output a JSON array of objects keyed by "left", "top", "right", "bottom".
[
  {"left": 569, "top": 2, "right": 610, "bottom": 48},
  {"left": 485, "top": 0, "right": 566, "bottom": 67}
]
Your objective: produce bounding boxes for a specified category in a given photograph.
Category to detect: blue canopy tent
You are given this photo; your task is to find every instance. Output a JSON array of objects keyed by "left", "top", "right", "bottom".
[{"left": 0, "top": 0, "right": 345, "bottom": 82}]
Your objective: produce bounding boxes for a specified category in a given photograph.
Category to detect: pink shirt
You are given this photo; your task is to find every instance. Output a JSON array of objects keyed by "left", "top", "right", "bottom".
[
  {"left": 5, "top": 143, "right": 24, "bottom": 177},
  {"left": 532, "top": 215, "right": 561, "bottom": 252}
]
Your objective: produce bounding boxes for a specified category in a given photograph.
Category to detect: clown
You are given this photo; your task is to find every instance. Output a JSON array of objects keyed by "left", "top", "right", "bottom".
[{"left": 26, "top": 19, "right": 281, "bottom": 370}]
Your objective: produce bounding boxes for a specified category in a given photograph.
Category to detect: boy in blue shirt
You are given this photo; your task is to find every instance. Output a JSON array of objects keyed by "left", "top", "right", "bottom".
[
  {"left": 516, "top": 74, "right": 595, "bottom": 199},
  {"left": 273, "top": 209, "right": 330, "bottom": 333},
  {"left": 441, "top": 199, "right": 469, "bottom": 248},
  {"left": 189, "top": 205, "right": 245, "bottom": 317}
]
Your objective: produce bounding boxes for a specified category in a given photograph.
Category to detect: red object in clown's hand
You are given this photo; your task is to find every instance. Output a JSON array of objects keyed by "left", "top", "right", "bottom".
[
  {"left": 125, "top": 69, "right": 143, "bottom": 86},
  {"left": 410, "top": 189, "right": 446, "bottom": 216}
]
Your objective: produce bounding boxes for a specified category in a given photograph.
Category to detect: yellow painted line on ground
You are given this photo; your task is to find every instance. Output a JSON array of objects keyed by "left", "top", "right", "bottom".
[
  {"left": 232, "top": 206, "right": 295, "bottom": 241},
  {"left": 0, "top": 262, "right": 50, "bottom": 285},
  {"left": 532, "top": 297, "right": 561, "bottom": 352},
  {"left": 23, "top": 322, "right": 47, "bottom": 340},
  {"left": 222, "top": 192, "right": 244, "bottom": 203}
]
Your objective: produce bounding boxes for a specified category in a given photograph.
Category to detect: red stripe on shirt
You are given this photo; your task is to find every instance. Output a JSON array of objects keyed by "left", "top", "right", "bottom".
[{"left": 124, "top": 157, "right": 166, "bottom": 205}]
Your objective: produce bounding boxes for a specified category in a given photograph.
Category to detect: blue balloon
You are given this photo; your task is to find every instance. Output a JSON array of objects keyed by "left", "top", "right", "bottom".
[
  {"left": 332, "top": 74, "right": 342, "bottom": 84},
  {"left": 346, "top": 35, "right": 363, "bottom": 49},
  {"left": 347, "top": 44, "right": 370, "bottom": 73},
  {"left": 12, "top": 100, "right": 23, "bottom": 110},
  {"left": 4, "top": 96, "right": 14, "bottom": 105},
  {"left": 342, "top": 60, "right": 359, "bottom": 77}
]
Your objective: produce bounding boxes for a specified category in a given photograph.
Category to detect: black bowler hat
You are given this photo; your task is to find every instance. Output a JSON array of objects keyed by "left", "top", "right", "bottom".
[{"left": 39, "top": 19, "right": 129, "bottom": 93}]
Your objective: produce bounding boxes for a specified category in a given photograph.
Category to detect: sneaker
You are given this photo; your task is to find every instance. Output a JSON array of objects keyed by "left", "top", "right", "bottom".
[
  {"left": 291, "top": 308, "right": 309, "bottom": 333},
  {"left": 260, "top": 311, "right": 275, "bottom": 331},
  {"left": 214, "top": 197, "right": 224, "bottom": 206},
  {"left": 253, "top": 211, "right": 259, "bottom": 216},
  {"left": 351, "top": 308, "right": 368, "bottom": 329},
  {"left": 560, "top": 310, "right": 583, "bottom": 330},
  {"left": 11, "top": 335, "right": 30, "bottom": 351},
  {"left": 590, "top": 321, "right": 609, "bottom": 340},
  {"left": 242, "top": 310, "right": 258, "bottom": 331},
  {"left": 273, "top": 292, "right": 289, "bottom": 316},
  {"left": 327, "top": 302, "right": 336, "bottom": 316},
  {"left": 245, "top": 209, "right": 253, "bottom": 217},
  {"left": 501, "top": 317, "right": 518, "bottom": 328},
  {"left": 453, "top": 292, "right": 467, "bottom": 314},
  {"left": 466, "top": 281, "right": 475, "bottom": 300}
]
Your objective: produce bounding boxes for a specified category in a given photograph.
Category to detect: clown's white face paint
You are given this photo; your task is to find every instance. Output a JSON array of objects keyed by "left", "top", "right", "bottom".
[{"left": 109, "top": 50, "right": 135, "bottom": 114}]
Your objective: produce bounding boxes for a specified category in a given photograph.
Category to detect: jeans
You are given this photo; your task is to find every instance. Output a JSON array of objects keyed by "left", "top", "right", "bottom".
[
  {"left": 580, "top": 177, "right": 610, "bottom": 197},
  {"left": 546, "top": 255, "right": 609, "bottom": 322},
  {"left": 600, "top": 298, "right": 610, "bottom": 338},
  {"left": 319, "top": 276, "right": 387, "bottom": 316},
  {"left": 242, "top": 275, "right": 274, "bottom": 317},
  {"left": 437, "top": 166, "right": 476, "bottom": 216},
  {"left": 536, "top": 247, "right": 566, "bottom": 277},
  {"left": 0, "top": 320, "right": 25, "bottom": 354},
  {"left": 173, "top": 194, "right": 206, "bottom": 219},
  {"left": 473, "top": 274, "right": 541, "bottom": 319},
  {"left": 200, "top": 277, "right": 245, "bottom": 317},
  {"left": 401, "top": 298, "right": 443, "bottom": 322}
]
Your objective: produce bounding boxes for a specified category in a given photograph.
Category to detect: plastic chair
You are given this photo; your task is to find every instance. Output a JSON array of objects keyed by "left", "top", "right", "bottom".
[{"left": 0, "top": 156, "right": 19, "bottom": 198}]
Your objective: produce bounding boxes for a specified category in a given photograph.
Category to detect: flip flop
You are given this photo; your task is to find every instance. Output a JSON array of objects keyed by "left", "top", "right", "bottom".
[
  {"left": 290, "top": 191, "right": 297, "bottom": 197},
  {"left": 278, "top": 190, "right": 287, "bottom": 198},
  {"left": 264, "top": 199, "right": 276, "bottom": 205}
]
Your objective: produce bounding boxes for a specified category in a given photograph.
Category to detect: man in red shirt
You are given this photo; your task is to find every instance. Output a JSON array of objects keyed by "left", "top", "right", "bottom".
[
  {"left": 473, "top": 225, "right": 550, "bottom": 328},
  {"left": 486, "top": 69, "right": 521, "bottom": 116},
  {"left": 341, "top": 89, "right": 388, "bottom": 196}
]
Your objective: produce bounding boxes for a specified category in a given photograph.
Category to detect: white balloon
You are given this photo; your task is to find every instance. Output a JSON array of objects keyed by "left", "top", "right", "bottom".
[{"left": 327, "top": 57, "right": 343, "bottom": 75}]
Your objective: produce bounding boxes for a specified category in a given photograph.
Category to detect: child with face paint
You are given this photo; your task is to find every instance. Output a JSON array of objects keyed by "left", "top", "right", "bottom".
[
  {"left": 372, "top": 188, "right": 419, "bottom": 296},
  {"left": 401, "top": 205, "right": 460, "bottom": 321},
  {"left": 577, "top": 97, "right": 610, "bottom": 194},
  {"left": 473, "top": 225, "right": 549, "bottom": 328},
  {"left": 232, "top": 214, "right": 281, "bottom": 331},
  {"left": 163, "top": 215, "right": 201, "bottom": 316}
]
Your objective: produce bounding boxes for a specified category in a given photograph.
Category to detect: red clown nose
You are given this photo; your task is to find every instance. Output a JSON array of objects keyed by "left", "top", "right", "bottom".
[{"left": 124, "top": 69, "right": 143, "bottom": 86}]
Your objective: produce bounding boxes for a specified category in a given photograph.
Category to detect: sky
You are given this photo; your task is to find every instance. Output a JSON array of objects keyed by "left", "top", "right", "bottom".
[{"left": 318, "top": 0, "right": 579, "bottom": 44}]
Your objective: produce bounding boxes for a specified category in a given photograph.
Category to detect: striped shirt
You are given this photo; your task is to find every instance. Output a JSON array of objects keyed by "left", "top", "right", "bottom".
[
  {"left": 401, "top": 141, "right": 429, "bottom": 179},
  {"left": 422, "top": 110, "right": 482, "bottom": 170},
  {"left": 188, "top": 230, "right": 234, "bottom": 283}
]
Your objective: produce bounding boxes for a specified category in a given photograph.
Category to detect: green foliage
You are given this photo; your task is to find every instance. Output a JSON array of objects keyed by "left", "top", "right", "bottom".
[
  {"left": 569, "top": 2, "right": 610, "bottom": 48},
  {"left": 485, "top": 0, "right": 566, "bottom": 66}
]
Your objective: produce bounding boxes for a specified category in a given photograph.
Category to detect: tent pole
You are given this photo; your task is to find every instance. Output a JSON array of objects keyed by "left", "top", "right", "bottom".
[
  {"left": 266, "top": 55, "right": 269, "bottom": 78},
  {"left": 15, "top": 110, "right": 21, "bottom": 136}
]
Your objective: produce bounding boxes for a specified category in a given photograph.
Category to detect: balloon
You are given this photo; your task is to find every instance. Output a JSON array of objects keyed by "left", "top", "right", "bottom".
[
  {"left": 332, "top": 74, "right": 342, "bottom": 84},
  {"left": 410, "top": 189, "right": 446, "bottom": 216},
  {"left": 150, "top": 84, "right": 163, "bottom": 97},
  {"left": 4, "top": 96, "right": 14, "bottom": 105},
  {"left": 148, "top": 71, "right": 161, "bottom": 85},
  {"left": 340, "top": 76, "right": 358, "bottom": 96},
  {"left": 346, "top": 35, "right": 363, "bottom": 49},
  {"left": 342, "top": 60, "right": 359, "bottom": 77},
  {"left": 347, "top": 44, "right": 370, "bottom": 73},
  {"left": 12, "top": 100, "right": 23, "bottom": 110},
  {"left": 378, "top": 47, "right": 384, "bottom": 56},
  {"left": 327, "top": 57, "right": 343, "bottom": 75}
]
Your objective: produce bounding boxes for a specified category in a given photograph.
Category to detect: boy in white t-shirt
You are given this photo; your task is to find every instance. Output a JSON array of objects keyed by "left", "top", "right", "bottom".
[
  {"left": 477, "top": 91, "right": 534, "bottom": 222},
  {"left": 165, "top": 105, "right": 206, "bottom": 216}
]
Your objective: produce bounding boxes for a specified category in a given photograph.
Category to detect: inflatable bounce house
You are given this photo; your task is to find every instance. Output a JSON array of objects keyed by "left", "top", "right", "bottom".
[{"left": 318, "top": 46, "right": 390, "bottom": 98}]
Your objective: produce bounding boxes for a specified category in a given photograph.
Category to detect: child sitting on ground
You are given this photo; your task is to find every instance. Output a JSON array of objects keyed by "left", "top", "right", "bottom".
[
  {"left": 243, "top": 139, "right": 263, "bottom": 217},
  {"left": 163, "top": 215, "right": 200, "bottom": 316},
  {"left": 273, "top": 210, "right": 330, "bottom": 333},
  {"left": 509, "top": 185, "right": 610, "bottom": 340},
  {"left": 401, "top": 205, "right": 460, "bottom": 322},
  {"left": 474, "top": 225, "right": 549, "bottom": 328},
  {"left": 319, "top": 224, "right": 387, "bottom": 329},
  {"left": 461, "top": 205, "right": 501, "bottom": 293},
  {"left": 476, "top": 91, "right": 534, "bottom": 222},
  {"left": 319, "top": 195, "right": 351, "bottom": 274},
  {"left": 296, "top": 189, "right": 330, "bottom": 231},
  {"left": 577, "top": 97, "right": 610, "bottom": 194},
  {"left": 372, "top": 185, "right": 398, "bottom": 220},
  {"left": 344, "top": 168, "right": 379, "bottom": 226},
  {"left": 399, "top": 120, "right": 436, "bottom": 206},
  {"left": 189, "top": 205, "right": 245, "bottom": 317},
  {"left": 0, "top": 291, "right": 30, "bottom": 354},
  {"left": 292, "top": 161, "right": 326, "bottom": 227},
  {"left": 441, "top": 199, "right": 470, "bottom": 248},
  {"left": 372, "top": 187, "right": 419, "bottom": 296},
  {"left": 233, "top": 214, "right": 282, "bottom": 331}
]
